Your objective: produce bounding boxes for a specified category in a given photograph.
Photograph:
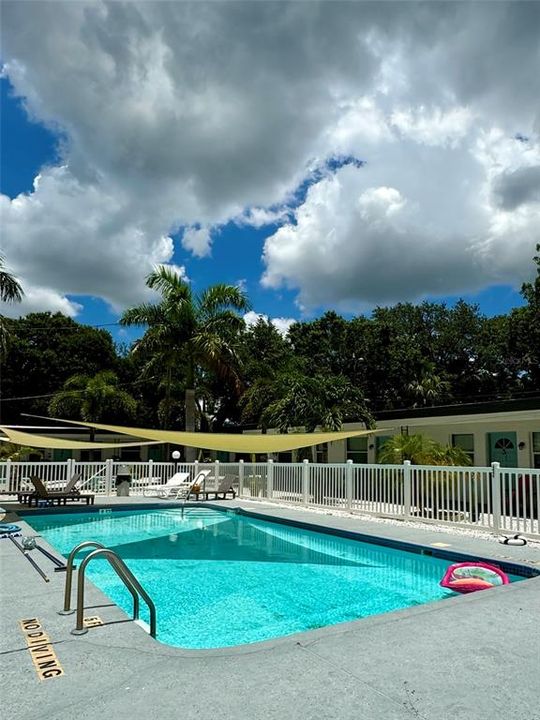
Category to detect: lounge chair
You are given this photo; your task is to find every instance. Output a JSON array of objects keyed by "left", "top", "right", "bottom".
[
  {"left": 19, "top": 475, "right": 94, "bottom": 507},
  {"left": 191, "top": 475, "right": 236, "bottom": 501},
  {"left": 142, "top": 472, "right": 190, "bottom": 498},
  {"left": 17, "top": 473, "right": 82, "bottom": 504},
  {"left": 167, "top": 469, "right": 213, "bottom": 501}
]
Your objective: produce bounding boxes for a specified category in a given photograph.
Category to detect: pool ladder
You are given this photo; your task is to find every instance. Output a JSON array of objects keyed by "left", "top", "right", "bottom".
[{"left": 58, "top": 541, "right": 157, "bottom": 638}]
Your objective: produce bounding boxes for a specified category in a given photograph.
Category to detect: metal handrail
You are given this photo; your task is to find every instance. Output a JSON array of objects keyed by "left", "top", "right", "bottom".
[
  {"left": 59, "top": 540, "right": 107, "bottom": 615},
  {"left": 70, "top": 548, "right": 157, "bottom": 638}
]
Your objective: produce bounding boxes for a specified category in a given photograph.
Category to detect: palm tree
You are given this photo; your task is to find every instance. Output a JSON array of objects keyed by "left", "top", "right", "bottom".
[
  {"left": 407, "top": 366, "right": 451, "bottom": 407},
  {"left": 120, "top": 266, "right": 251, "bottom": 460},
  {"left": 0, "top": 255, "right": 24, "bottom": 359},
  {"left": 378, "top": 434, "right": 471, "bottom": 466},
  {"left": 48, "top": 371, "right": 138, "bottom": 428},
  {"left": 378, "top": 433, "right": 475, "bottom": 521},
  {"left": 0, "top": 442, "right": 40, "bottom": 461},
  {"left": 0, "top": 255, "right": 24, "bottom": 303}
]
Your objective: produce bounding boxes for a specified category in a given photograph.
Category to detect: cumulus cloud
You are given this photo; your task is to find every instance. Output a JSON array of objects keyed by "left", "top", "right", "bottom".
[
  {"left": 181, "top": 226, "right": 212, "bottom": 258},
  {"left": 1, "top": 1, "right": 539, "bottom": 312},
  {"left": 262, "top": 131, "right": 540, "bottom": 308},
  {"left": 493, "top": 165, "right": 540, "bottom": 211},
  {"left": 0, "top": 167, "right": 177, "bottom": 313},
  {"left": 244, "top": 311, "right": 295, "bottom": 338}
]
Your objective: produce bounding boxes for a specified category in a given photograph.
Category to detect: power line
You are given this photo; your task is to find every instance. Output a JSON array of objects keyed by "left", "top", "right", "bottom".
[
  {"left": 1, "top": 321, "right": 124, "bottom": 331},
  {"left": 0, "top": 375, "right": 159, "bottom": 403}
]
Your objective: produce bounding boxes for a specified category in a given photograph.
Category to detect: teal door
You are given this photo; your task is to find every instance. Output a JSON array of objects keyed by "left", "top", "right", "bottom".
[{"left": 488, "top": 432, "right": 518, "bottom": 467}]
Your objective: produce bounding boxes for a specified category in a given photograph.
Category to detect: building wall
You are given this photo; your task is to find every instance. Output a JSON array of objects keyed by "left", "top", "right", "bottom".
[{"left": 338, "top": 411, "right": 540, "bottom": 467}]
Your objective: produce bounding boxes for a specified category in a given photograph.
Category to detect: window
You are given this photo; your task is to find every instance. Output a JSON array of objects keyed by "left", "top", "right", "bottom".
[
  {"left": 452, "top": 434, "right": 474, "bottom": 464},
  {"left": 533, "top": 433, "right": 540, "bottom": 469},
  {"left": 277, "top": 451, "right": 293, "bottom": 463},
  {"left": 347, "top": 437, "right": 368, "bottom": 464},
  {"left": 315, "top": 443, "right": 328, "bottom": 463},
  {"left": 120, "top": 448, "right": 140, "bottom": 462},
  {"left": 148, "top": 446, "right": 163, "bottom": 462},
  {"left": 80, "top": 450, "right": 102, "bottom": 461}
]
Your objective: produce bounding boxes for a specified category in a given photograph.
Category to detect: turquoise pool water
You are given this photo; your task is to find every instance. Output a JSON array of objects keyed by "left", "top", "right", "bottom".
[{"left": 26, "top": 508, "right": 520, "bottom": 648}]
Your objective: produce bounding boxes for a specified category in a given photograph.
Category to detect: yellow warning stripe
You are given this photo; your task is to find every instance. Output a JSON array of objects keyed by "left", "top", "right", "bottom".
[{"left": 19, "top": 618, "right": 64, "bottom": 680}]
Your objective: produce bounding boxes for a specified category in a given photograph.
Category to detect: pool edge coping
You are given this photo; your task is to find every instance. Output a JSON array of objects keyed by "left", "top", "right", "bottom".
[{"left": 11, "top": 501, "right": 540, "bottom": 658}]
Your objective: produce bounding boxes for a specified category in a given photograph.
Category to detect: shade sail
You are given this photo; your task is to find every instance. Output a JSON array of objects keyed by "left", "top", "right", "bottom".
[
  {"left": 0, "top": 426, "right": 163, "bottom": 451},
  {"left": 43, "top": 417, "right": 382, "bottom": 453}
]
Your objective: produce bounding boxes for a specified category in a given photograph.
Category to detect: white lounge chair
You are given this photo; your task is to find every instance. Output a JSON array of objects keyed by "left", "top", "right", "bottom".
[
  {"left": 162, "top": 470, "right": 213, "bottom": 500},
  {"left": 143, "top": 472, "right": 190, "bottom": 497},
  {"left": 186, "top": 469, "right": 212, "bottom": 496}
]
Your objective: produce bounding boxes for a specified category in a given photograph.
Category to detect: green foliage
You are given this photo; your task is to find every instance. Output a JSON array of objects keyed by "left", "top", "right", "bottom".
[
  {"left": 120, "top": 267, "right": 251, "bottom": 436},
  {"left": 0, "top": 255, "right": 24, "bottom": 303},
  {"left": 244, "top": 372, "right": 373, "bottom": 433},
  {"left": 377, "top": 434, "right": 471, "bottom": 466},
  {"left": 0, "top": 254, "right": 24, "bottom": 357},
  {"left": 48, "top": 371, "right": 137, "bottom": 423},
  {"left": 1, "top": 247, "right": 538, "bottom": 433},
  {"left": 1, "top": 313, "right": 120, "bottom": 423},
  {"left": 0, "top": 442, "right": 40, "bottom": 461}
]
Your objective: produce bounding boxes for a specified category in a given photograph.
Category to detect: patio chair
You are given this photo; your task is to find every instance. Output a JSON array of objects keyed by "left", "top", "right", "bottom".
[
  {"left": 20, "top": 475, "right": 94, "bottom": 507},
  {"left": 159, "top": 470, "right": 212, "bottom": 501},
  {"left": 142, "top": 472, "right": 190, "bottom": 498},
  {"left": 191, "top": 475, "right": 237, "bottom": 501},
  {"left": 16, "top": 473, "right": 82, "bottom": 504}
]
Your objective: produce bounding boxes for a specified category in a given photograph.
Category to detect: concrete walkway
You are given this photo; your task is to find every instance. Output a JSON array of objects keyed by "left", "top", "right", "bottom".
[{"left": 1, "top": 498, "right": 539, "bottom": 720}]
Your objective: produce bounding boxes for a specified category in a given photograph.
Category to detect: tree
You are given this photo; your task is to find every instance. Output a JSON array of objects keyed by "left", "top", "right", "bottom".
[
  {"left": 0, "top": 442, "right": 40, "bottom": 461},
  {"left": 407, "top": 364, "right": 451, "bottom": 407},
  {"left": 244, "top": 372, "right": 373, "bottom": 434},
  {"left": 511, "top": 244, "right": 540, "bottom": 389},
  {"left": 377, "top": 434, "right": 471, "bottom": 466},
  {"left": 0, "top": 255, "right": 24, "bottom": 303},
  {"left": 120, "top": 266, "right": 250, "bottom": 459},
  {"left": 48, "top": 371, "right": 137, "bottom": 425},
  {"left": 0, "top": 254, "right": 24, "bottom": 358},
  {"left": 1, "top": 313, "right": 120, "bottom": 424}
]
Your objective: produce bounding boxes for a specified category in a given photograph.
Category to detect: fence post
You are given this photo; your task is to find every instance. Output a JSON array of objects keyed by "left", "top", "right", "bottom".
[
  {"left": 302, "top": 459, "right": 309, "bottom": 506},
  {"left": 148, "top": 458, "right": 154, "bottom": 480},
  {"left": 403, "top": 460, "right": 412, "bottom": 518},
  {"left": 267, "top": 459, "right": 274, "bottom": 500},
  {"left": 5, "top": 459, "right": 11, "bottom": 493},
  {"left": 346, "top": 459, "right": 353, "bottom": 510},
  {"left": 105, "top": 458, "right": 114, "bottom": 495},
  {"left": 491, "top": 461, "right": 501, "bottom": 532},
  {"left": 67, "top": 457, "right": 76, "bottom": 482},
  {"left": 214, "top": 459, "right": 220, "bottom": 490},
  {"left": 238, "top": 459, "right": 244, "bottom": 497}
]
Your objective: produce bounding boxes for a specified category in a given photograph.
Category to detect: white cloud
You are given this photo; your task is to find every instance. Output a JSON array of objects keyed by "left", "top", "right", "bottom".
[
  {"left": 1, "top": 286, "right": 82, "bottom": 319},
  {"left": 262, "top": 131, "right": 540, "bottom": 307},
  {"left": 181, "top": 227, "right": 212, "bottom": 258},
  {"left": 1, "top": 1, "right": 539, "bottom": 312},
  {"left": 244, "top": 311, "right": 295, "bottom": 337},
  {"left": 0, "top": 167, "right": 176, "bottom": 313},
  {"left": 390, "top": 106, "right": 474, "bottom": 147}
]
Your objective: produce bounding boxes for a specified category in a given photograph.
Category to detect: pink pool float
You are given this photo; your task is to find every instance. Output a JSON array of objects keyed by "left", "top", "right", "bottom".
[{"left": 440, "top": 562, "right": 510, "bottom": 594}]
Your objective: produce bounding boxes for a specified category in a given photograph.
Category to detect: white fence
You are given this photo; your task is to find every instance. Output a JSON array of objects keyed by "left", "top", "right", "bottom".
[{"left": 1, "top": 458, "right": 539, "bottom": 537}]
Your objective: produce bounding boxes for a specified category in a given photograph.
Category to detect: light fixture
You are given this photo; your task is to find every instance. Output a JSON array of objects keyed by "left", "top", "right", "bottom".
[
  {"left": 368, "top": 444, "right": 375, "bottom": 450},
  {"left": 518, "top": 441, "right": 526, "bottom": 450},
  {"left": 171, "top": 450, "right": 181, "bottom": 460}
]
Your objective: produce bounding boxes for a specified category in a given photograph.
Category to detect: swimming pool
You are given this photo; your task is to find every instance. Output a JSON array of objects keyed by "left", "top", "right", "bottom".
[{"left": 25, "top": 507, "right": 523, "bottom": 648}]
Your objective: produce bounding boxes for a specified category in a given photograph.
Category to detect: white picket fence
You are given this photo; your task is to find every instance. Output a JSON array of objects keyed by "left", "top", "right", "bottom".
[{"left": 1, "top": 458, "right": 539, "bottom": 537}]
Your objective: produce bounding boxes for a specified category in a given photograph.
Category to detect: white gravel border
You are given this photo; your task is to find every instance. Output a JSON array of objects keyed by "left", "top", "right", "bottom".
[{"left": 239, "top": 498, "right": 540, "bottom": 547}]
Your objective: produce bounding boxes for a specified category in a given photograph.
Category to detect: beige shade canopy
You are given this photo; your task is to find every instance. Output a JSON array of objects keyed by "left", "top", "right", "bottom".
[
  {"left": 0, "top": 426, "right": 163, "bottom": 451},
  {"left": 30, "top": 417, "right": 382, "bottom": 454}
]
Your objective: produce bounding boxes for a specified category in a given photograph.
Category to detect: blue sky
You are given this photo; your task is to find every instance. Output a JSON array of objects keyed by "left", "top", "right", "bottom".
[{"left": 1, "top": 3, "right": 537, "bottom": 346}]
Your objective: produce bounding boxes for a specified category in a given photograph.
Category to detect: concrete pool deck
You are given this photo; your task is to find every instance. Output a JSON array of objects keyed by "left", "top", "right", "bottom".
[{"left": 1, "top": 497, "right": 539, "bottom": 720}]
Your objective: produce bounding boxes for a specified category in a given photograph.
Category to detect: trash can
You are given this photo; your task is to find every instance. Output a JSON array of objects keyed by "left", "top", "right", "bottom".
[{"left": 115, "top": 464, "right": 132, "bottom": 497}]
